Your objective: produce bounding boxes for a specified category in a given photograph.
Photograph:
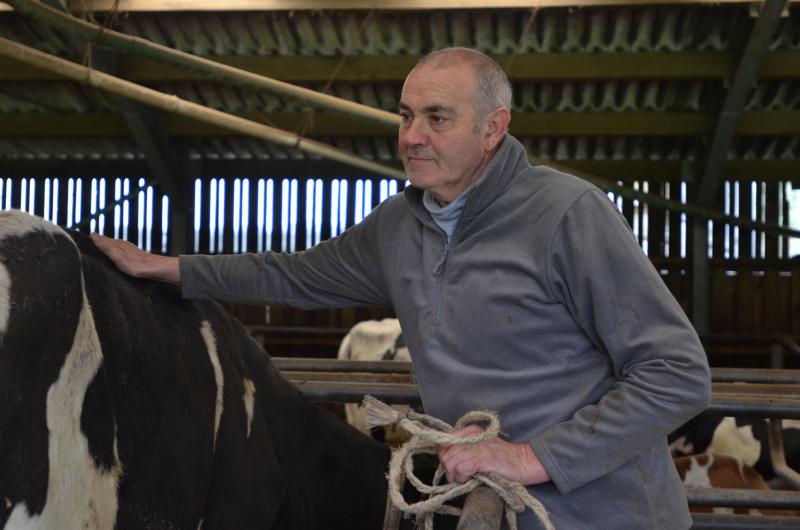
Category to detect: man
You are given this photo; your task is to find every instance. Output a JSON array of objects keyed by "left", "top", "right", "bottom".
[{"left": 93, "top": 48, "right": 711, "bottom": 529}]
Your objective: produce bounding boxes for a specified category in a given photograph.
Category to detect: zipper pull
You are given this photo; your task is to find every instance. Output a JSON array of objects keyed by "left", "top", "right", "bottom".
[{"left": 433, "top": 238, "right": 450, "bottom": 276}]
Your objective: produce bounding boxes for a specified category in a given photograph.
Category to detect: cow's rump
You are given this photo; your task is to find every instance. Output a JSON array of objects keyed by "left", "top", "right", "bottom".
[{"left": 0, "top": 210, "right": 390, "bottom": 530}]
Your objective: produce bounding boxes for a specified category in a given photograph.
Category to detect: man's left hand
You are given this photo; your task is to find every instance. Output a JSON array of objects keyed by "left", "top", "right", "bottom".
[{"left": 438, "top": 424, "right": 551, "bottom": 486}]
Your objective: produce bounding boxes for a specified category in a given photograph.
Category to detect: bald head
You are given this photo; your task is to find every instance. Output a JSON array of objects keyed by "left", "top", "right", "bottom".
[{"left": 412, "top": 47, "right": 513, "bottom": 124}]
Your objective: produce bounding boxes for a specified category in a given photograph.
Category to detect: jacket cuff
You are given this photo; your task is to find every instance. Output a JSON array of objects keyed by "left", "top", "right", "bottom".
[{"left": 530, "top": 436, "right": 573, "bottom": 494}]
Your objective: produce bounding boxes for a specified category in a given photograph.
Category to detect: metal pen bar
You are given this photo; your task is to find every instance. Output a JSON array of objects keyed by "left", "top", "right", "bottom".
[
  {"left": 712, "top": 367, "right": 800, "bottom": 385},
  {"left": 273, "top": 357, "right": 414, "bottom": 374},
  {"left": 282, "top": 371, "right": 800, "bottom": 399},
  {"left": 274, "top": 359, "right": 800, "bottom": 383},
  {"left": 703, "top": 394, "right": 800, "bottom": 418},
  {"left": 691, "top": 513, "right": 800, "bottom": 530},
  {"left": 686, "top": 487, "right": 800, "bottom": 509},
  {"left": 285, "top": 375, "right": 800, "bottom": 418},
  {"left": 250, "top": 326, "right": 351, "bottom": 337},
  {"left": 712, "top": 383, "right": 800, "bottom": 396},
  {"left": 288, "top": 380, "right": 422, "bottom": 405},
  {"left": 282, "top": 371, "right": 413, "bottom": 385}
]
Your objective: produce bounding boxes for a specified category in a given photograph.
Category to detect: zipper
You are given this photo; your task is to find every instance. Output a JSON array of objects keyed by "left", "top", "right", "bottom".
[{"left": 433, "top": 235, "right": 451, "bottom": 321}]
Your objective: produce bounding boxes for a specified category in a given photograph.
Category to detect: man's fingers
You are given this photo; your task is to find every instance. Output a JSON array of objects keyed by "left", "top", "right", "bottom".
[
  {"left": 439, "top": 424, "right": 484, "bottom": 460},
  {"left": 91, "top": 233, "right": 125, "bottom": 257},
  {"left": 90, "top": 232, "right": 107, "bottom": 250},
  {"left": 443, "top": 449, "right": 482, "bottom": 483},
  {"left": 441, "top": 443, "right": 488, "bottom": 483}
]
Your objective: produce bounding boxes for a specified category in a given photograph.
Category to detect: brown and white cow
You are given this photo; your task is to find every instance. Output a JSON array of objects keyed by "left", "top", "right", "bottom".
[
  {"left": 674, "top": 453, "right": 800, "bottom": 517},
  {"left": 0, "top": 210, "right": 400, "bottom": 530},
  {"left": 670, "top": 415, "right": 800, "bottom": 487}
]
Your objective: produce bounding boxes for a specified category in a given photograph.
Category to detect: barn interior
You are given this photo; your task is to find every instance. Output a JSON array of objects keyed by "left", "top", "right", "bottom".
[
  {"left": 0, "top": 0, "right": 800, "bottom": 346},
  {"left": 1, "top": 0, "right": 798, "bottom": 365},
  {"left": 1, "top": 1, "right": 799, "bottom": 525}
]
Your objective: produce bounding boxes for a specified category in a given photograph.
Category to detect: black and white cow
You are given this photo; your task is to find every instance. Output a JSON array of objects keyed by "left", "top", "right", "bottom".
[
  {"left": 337, "top": 318, "right": 410, "bottom": 441},
  {"left": 0, "top": 210, "right": 392, "bottom": 530}
]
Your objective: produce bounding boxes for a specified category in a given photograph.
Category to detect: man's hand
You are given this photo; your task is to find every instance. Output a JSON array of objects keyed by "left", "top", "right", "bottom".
[
  {"left": 438, "top": 424, "right": 550, "bottom": 486},
  {"left": 91, "top": 233, "right": 181, "bottom": 283}
]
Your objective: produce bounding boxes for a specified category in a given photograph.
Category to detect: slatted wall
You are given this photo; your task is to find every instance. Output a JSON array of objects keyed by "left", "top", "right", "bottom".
[
  {"left": 191, "top": 176, "right": 402, "bottom": 255},
  {"left": 1, "top": 174, "right": 798, "bottom": 334}
]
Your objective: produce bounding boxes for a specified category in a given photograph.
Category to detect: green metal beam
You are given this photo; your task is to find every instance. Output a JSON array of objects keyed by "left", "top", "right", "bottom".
[
  {"left": 4, "top": 111, "right": 800, "bottom": 137},
  {"left": 2, "top": 51, "right": 800, "bottom": 83}
]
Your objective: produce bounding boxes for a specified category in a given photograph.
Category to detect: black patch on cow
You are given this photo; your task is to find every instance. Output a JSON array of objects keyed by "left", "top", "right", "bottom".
[
  {"left": 3, "top": 214, "right": 405, "bottom": 530},
  {"left": 394, "top": 331, "right": 406, "bottom": 351},
  {"left": 80, "top": 366, "right": 117, "bottom": 472},
  {"left": 381, "top": 330, "right": 406, "bottom": 361},
  {"left": 0, "top": 224, "right": 83, "bottom": 523}
]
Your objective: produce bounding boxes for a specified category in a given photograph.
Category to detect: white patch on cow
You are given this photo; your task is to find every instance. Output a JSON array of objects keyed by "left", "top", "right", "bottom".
[
  {"left": 197, "top": 518, "right": 204, "bottom": 530},
  {"left": 5, "top": 288, "right": 122, "bottom": 530},
  {"left": 338, "top": 319, "right": 410, "bottom": 436},
  {"left": 683, "top": 455, "right": 714, "bottom": 488},
  {"left": 668, "top": 435, "right": 694, "bottom": 456},
  {"left": 200, "top": 321, "right": 224, "bottom": 451},
  {"left": 708, "top": 417, "right": 761, "bottom": 467},
  {"left": 0, "top": 210, "right": 65, "bottom": 242},
  {"left": 0, "top": 211, "right": 71, "bottom": 335},
  {"left": 242, "top": 378, "right": 256, "bottom": 439}
]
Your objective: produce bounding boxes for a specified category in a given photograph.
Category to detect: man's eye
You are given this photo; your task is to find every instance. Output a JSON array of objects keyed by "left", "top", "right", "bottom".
[
  {"left": 431, "top": 116, "right": 447, "bottom": 125},
  {"left": 400, "top": 113, "right": 412, "bottom": 122}
]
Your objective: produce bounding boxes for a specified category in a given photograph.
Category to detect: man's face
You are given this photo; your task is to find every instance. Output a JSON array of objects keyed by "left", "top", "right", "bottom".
[{"left": 398, "top": 62, "right": 495, "bottom": 205}]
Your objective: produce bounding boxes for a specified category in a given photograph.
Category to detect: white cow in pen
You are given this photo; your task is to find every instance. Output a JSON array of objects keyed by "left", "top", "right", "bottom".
[{"left": 337, "top": 318, "right": 410, "bottom": 442}]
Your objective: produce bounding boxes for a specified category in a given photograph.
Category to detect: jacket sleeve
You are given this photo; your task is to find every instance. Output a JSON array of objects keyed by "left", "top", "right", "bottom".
[
  {"left": 529, "top": 188, "right": 711, "bottom": 493},
  {"left": 179, "top": 207, "right": 392, "bottom": 309}
]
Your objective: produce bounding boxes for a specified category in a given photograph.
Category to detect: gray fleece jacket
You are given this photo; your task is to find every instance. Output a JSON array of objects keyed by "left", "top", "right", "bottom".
[{"left": 180, "top": 134, "right": 711, "bottom": 530}]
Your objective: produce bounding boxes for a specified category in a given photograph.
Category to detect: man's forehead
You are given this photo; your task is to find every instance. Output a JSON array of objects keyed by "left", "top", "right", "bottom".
[
  {"left": 400, "top": 64, "right": 474, "bottom": 111},
  {"left": 399, "top": 101, "right": 456, "bottom": 114}
]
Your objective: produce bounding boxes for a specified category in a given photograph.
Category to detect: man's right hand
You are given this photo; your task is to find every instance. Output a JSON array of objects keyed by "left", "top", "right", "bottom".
[{"left": 91, "top": 233, "right": 181, "bottom": 283}]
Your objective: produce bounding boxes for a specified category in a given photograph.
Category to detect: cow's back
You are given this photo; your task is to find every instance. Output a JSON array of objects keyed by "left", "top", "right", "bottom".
[{"left": 0, "top": 211, "right": 390, "bottom": 530}]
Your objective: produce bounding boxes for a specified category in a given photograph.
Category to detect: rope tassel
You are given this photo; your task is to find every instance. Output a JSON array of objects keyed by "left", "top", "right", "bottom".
[{"left": 361, "top": 396, "right": 555, "bottom": 530}]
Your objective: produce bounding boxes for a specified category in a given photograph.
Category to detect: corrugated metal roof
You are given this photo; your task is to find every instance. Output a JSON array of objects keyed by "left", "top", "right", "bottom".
[
  {"left": 2, "top": 77, "right": 797, "bottom": 118},
  {"left": 107, "top": 7, "right": 798, "bottom": 55},
  {"left": 2, "top": 6, "right": 799, "bottom": 57},
  {"left": 0, "top": 4, "right": 797, "bottom": 173}
]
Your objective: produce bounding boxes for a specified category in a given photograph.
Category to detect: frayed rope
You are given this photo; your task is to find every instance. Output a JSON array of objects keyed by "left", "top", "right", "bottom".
[{"left": 361, "top": 395, "right": 555, "bottom": 530}]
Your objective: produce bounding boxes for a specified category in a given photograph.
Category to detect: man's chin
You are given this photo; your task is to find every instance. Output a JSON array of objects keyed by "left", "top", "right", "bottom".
[{"left": 406, "top": 173, "right": 433, "bottom": 189}]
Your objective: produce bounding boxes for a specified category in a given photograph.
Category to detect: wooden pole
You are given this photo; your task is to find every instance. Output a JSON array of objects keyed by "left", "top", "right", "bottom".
[
  {"left": 0, "top": 36, "right": 406, "bottom": 179},
  {"left": 456, "top": 487, "right": 504, "bottom": 530},
  {"left": 2, "top": 0, "right": 401, "bottom": 128}
]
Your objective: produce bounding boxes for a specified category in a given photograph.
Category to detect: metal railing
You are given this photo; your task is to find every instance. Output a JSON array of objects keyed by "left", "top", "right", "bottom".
[{"left": 273, "top": 357, "right": 800, "bottom": 529}]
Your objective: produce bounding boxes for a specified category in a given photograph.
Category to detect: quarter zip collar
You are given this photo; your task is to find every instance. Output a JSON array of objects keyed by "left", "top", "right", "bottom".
[{"left": 403, "top": 133, "right": 532, "bottom": 237}]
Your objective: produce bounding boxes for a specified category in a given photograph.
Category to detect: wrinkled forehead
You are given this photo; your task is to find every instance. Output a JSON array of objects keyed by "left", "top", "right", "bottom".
[{"left": 400, "top": 62, "right": 476, "bottom": 110}]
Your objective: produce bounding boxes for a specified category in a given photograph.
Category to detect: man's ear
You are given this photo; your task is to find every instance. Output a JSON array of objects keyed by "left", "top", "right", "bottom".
[{"left": 484, "top": 107, "right": 511, "bottom": 152}]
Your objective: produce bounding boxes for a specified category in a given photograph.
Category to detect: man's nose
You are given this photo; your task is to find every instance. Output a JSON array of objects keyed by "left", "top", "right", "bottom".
[{"left": 401, "top": 118, "right": 428, "bottom": 147}]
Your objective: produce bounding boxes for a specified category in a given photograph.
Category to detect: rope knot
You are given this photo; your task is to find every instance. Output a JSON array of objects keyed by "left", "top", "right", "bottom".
[{"left": 360, "top": 396, "right": 555, "bottom": 530}]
